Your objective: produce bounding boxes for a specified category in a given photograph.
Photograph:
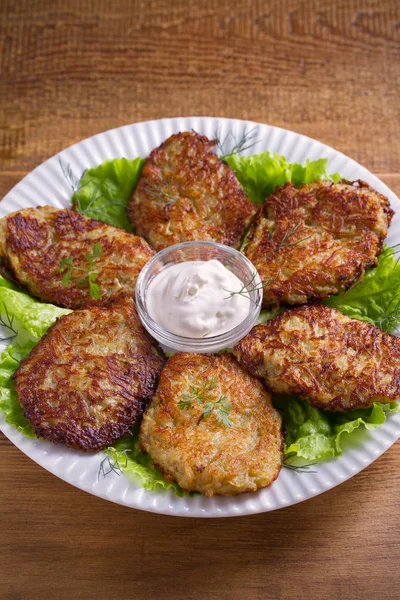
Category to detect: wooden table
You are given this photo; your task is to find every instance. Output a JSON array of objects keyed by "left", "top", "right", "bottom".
[{"left": 1, "top": 1, "right": 400, "bottom": 598}]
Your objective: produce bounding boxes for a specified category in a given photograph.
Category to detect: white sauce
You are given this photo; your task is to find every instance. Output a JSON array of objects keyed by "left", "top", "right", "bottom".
[{"left": 146, "top": 259, "right": 250, "bottom": 338}]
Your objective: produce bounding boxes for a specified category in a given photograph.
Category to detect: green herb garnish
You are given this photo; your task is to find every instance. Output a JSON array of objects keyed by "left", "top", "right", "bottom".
[
  {"left": 57, "top": 242, "right": 103, "bottom": 299},
  {"left": 283, "top": 453, "right": 318, "bottom": 474},
  {"left": 74, "top": 178, "right": 127, "bottom": 218},
  {"left": 376, "top": 293, "right": 400, "bottom": 332},
  {"left": 224, "top": 271, "right": 272, "bottom": 303},
  {"left": 60, "top": 159, "right": 127, "bottom": 219},
  {"left": 98, "top": 449, "right": 132, "bottom": 479},
  {"left": 143, "top": 173, "right": 177, "bottom": 207},
  {"left": 0, "top": 302, "right": 18, "bottom": 342},
  {"left": 215, "top": 125, "right": 260, "bottom": 158},
  {"left": 276, "top": 221, "right": 312, "bottom": 250},
  {"left": 178, "top": 377, "right": 233, "bottom": 428},
  {"left": 59, "top": 158, "right": 81, "bottom": 193}
]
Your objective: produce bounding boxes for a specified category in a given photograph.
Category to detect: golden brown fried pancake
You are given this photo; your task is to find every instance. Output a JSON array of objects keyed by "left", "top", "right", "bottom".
[
  {"left": 0, "top": 206, "right": 154, "bottom": 309},
  {"left": 234, "top": 304, "right": 400, "bottom": 411},
  {"left": 140, "top": 353, "right": 283, "bottom": 496},
  {"left": 14, "top": 296, "right": 165, "bottom": 451},
  {"left": 128, "top": 131, "right": 256, "bottom": 251},
  {"left": 244, "top": 180, "right": 393, "bottom": 307}
]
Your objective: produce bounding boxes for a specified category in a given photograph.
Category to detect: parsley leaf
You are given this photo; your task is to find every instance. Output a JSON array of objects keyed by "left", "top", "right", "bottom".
[
  {"left": 58, "top": 243, "right": 103, "bottom": 299},
  {"left": 178, "top": 378, "right": 233, "bottom": 428}
]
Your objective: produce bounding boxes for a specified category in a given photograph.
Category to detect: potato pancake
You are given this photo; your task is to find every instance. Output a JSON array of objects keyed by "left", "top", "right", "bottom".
[
  {"left": 234, "top": 305, "right": 400, "bottom": 411},
  {"left": 244, "top": 180, "right": 393, "bottom": 307},
  {"left": 0, "top": 206, "right": 154, "bottom": 309},
  {"left": 140, "top": 353, "right": 283, "bottom": 496},
  {"left": 128, "top": 131, "right": 256, "bottom": 251},
  {"left": 14, "top": 296, "right": 165, "bottom": 451}
]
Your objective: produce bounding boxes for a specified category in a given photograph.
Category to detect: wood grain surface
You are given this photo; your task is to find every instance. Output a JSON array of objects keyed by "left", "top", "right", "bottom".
[{"left": 1, "top": 1, "right": 400, "bottom": 599}]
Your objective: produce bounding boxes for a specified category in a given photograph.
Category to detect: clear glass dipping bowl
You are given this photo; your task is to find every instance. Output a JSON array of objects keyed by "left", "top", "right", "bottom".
[{"left": 135, "top": 241, "right": 262, "bottom": 354}]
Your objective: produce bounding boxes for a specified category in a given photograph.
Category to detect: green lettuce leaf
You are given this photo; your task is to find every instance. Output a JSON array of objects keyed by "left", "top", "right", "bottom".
[
  {"left": 323, "top": 245, "right": 400, "bottom": 331},
  {"left": 0, "top": 279, "right": 71, "bottom": 434},
  {"left": 0, "top": 284, "right": 71, "bottom": 341},
  {"left": 105, "top": 430, "right": 186, "bottom": 496},
  {"left": 257, "top": 307, "right": 281, "bottom": 324},
  {"left": 72, "top": 157, "right": 145, "bottom": 231},
  {"left": 225, "top": 151, "right": 340, "bottom": 204},
  {"left": 0, "top": 342, "right": 36, "bottom": 437},
  {"left": 0, "top": 275, "right": 19, "bottom": 291},
  {"left": 280, "top": 395, "right": 398, "bottom": 462}
]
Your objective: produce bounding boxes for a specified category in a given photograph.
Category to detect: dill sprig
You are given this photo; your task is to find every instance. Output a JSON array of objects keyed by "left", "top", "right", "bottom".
[
  {"left": 379, "top": 243, "right": 400, "bottom": 261},
  {"left": 0, "top": 303, "right": 18, "bottom": 342},
  {"left": 74, "top": 177, "right": 105, "bottom": 214},
  {"left": 143, "top": 173, "right": 178, "bottom": 207},
  {"left": 74, "top": 178, "right": 127, "bottom": 217},
  {"left": 59, "top": 158, "right": 81, "bottom": 193},
  {"left": 59, "top": 159, "right": 125, "bottom": 216},
  {"left": 57, "top": 242, "right": 103, "bottom": 299},
  {"left": 78, "top": 199, "right": 127, "bottom": 217},
  {"left": 59, "top": 158, "right": 93, "bottom": 213},
  {"left": 178, "top": 377, "right": 233, "bottom": 428},
  {"left": 373, "top": 245, "right": 400, "bottom": 331},
  {"left": 283, "top": 453, "right": 317, "bottom": 474},
  {"left": 276, "top": 221, "right": 312, "bottom": 251},
  {"left": 215, "top": 125, "right": 260, "bottom": 158},
  {"left": 224, "top": 271, "right": 272, "bottom": 303},
  {"left": 98, "top": 449, "right": 132, "bottom": 479},
  {"left": 377, "top": 292, "right": 400, "bottom": 332}
]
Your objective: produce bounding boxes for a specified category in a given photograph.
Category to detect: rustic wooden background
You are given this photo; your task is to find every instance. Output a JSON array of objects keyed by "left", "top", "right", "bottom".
[{"left": 1, "top": 1, "right": 400, "bottom": 599}]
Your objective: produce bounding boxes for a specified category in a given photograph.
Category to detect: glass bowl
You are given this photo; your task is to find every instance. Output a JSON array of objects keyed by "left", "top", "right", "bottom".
[{"left": 135, "top": 241, "right": 262, "bottom": 353}]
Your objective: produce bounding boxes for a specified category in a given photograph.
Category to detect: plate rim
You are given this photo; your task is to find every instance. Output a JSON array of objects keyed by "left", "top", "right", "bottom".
[{"left": 4, "top": 115, "right": 398, "bottom": 202}]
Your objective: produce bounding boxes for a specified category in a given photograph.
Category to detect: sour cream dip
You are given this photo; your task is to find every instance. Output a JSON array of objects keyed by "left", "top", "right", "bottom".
[{"left": 146, "top": 259, "right": 250, "bottom": 338}]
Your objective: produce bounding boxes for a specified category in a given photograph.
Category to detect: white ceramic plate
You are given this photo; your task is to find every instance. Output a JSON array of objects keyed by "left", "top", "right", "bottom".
[{"left": 1, "top": 117, "right": 400, "bottom": 517}]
